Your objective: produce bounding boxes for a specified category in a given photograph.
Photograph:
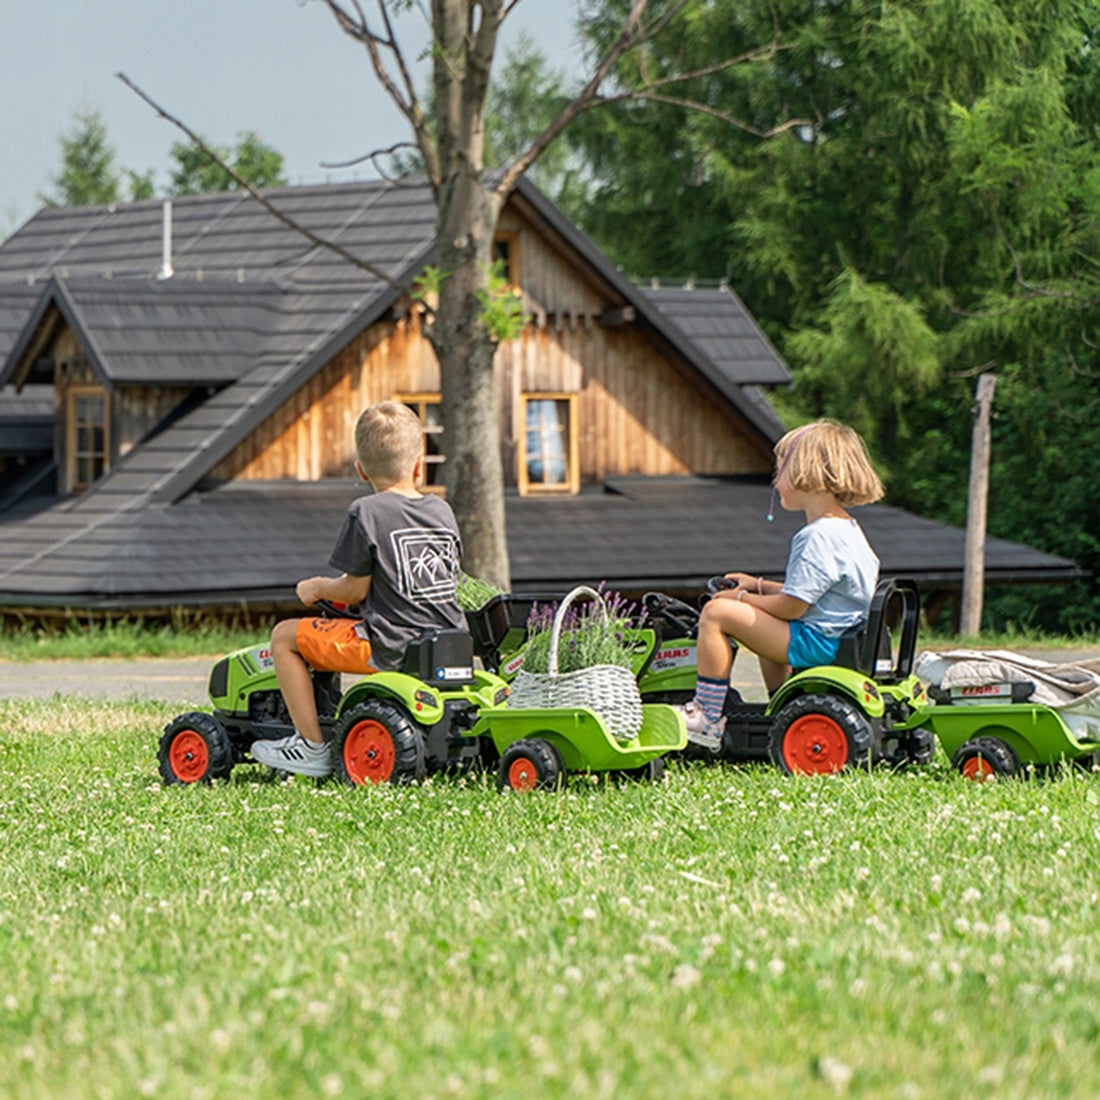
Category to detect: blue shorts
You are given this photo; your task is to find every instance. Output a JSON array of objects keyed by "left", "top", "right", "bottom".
[{"left": 788, "top": 620, "right": 840, "bottom": 669}]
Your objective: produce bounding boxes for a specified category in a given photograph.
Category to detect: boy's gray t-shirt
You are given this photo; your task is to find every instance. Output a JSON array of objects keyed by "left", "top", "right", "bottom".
[
  {"left": 781, "top": 517, "right": 880, "bottom": 638},
  {"left": 328, "top": 491, "right": 465, "bottom": 671}
]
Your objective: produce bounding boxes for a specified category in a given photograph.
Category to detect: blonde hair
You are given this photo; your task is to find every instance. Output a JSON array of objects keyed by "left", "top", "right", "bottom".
[
  {"left": 354, "top": 401, "right": 424, "bottom": 483},
  {"left": 775, "top": 420, "right": 884, "bottom": 507}
]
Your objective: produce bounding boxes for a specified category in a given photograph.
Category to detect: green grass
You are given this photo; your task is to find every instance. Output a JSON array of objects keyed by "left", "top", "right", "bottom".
[
  {"left": 2, "top": 697, "right": 1099, "bottom": 1098},
  {"left": 1, "top": 613, "right": 1095, "bottom": 664},
  {"left": 0, "top": 617, "right": 271, "bottom": 661}
]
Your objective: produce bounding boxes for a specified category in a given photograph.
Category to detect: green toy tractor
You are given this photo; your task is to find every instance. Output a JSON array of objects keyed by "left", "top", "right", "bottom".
[
  {"left": 709, "top": 576, "right": 934, "bottom": 774},
  {"left": 159, "top": 601, "right": 684, "bottom": 791}
]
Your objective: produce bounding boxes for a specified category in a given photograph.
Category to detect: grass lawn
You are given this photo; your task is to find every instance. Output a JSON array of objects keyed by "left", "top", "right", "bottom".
[{"left": 2, "top": 696, "right": 1098, "bottom": 1099}]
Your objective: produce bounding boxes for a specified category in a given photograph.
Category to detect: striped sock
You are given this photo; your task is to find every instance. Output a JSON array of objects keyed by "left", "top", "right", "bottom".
[{"left": 693, "top": 675, "right": 728, "bottom": 723}]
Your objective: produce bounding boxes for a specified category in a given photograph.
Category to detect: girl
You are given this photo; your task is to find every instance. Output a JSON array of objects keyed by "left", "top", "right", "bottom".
[{"left": 683, "top": 420, "right": 885, "bottom": 749}]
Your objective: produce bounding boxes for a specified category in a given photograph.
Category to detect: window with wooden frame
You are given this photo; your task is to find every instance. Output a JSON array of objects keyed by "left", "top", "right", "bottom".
[
  {"left": 397, "top": 393, "right": 446, "bottom": 492},
  {"left": 493, "top": 232, "right": 520, "bottom": 287},
  {"left": 519, "top": 393, "right": 579, "bottom": 495},
  {"left": 66, "top": 385, "right": 110, "bottom": 493}
]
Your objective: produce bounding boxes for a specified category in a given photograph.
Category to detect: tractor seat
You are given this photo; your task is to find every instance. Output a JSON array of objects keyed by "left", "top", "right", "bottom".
[
  {"left": 792, "top": 578, "right": 920, "bottom": 685},
  {"left": 400, "top": 628, "right": 476, "bottom": 687}
]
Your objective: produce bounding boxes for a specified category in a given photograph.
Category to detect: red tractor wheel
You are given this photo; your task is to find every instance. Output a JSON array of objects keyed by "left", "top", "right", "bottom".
[
  {"left": 768, "top": 694, "right": 873, "bottom": 775},
  {"left": 498, "top": 738, "right": 564, "bottom": 792},
  {"left": 333, "top": 699, "right": 425, "bottom": 786},
  {"left": 159, "top": 712, "right": 233, "bottom": 785},
  {"left": 953, "top": 736, "right": 1019, "bottom": 782}
]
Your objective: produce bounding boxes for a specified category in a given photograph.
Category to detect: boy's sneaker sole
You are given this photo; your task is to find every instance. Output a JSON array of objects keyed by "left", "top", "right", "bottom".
[
  {"left": 685, "top": 727, "right": 724, "bottom": 752},
  {"left": 251, "top": 736, "right": 334, "bottom": 778}
]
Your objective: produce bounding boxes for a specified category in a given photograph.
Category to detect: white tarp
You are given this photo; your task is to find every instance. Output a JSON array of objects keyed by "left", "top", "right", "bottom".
[{"left": 916, "top": 649, "right": 1100, "bottom": 742}]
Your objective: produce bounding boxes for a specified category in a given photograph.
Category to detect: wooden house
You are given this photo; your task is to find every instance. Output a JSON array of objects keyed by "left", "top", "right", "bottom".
[{"left": 0, "top": 179, "right": 1080, "bottom": 612}]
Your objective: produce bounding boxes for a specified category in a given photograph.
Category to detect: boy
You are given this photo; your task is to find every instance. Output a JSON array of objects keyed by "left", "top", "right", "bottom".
[{"left": 250, "top": 401, "right": 465, "bottom": 777}]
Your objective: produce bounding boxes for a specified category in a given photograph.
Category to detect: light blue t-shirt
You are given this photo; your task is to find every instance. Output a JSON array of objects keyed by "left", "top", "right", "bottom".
[{"left": 781, "top": 517, "right": 880, "bottom": 638}]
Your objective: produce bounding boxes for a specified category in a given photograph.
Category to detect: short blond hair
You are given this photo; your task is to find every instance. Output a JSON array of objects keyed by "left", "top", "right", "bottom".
[
  {"left": 775, "top": 420, "right": 884, "bottom": 507},
  {"left": 354, "top": 401, "right": 423, "bottom": 482}
]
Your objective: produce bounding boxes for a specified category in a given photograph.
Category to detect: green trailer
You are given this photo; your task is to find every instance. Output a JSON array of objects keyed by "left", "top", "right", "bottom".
[{"left": 471, "top": 703, "right": 686, "bottom": 790}]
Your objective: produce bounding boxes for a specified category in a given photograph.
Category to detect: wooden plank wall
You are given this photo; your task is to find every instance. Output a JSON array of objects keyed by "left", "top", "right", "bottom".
[
  {"left": 207, "top": 205, "right": 774, "bottom": 487},
  {"left": 209, "top": 314, "right": 441, "bottom": 482}
]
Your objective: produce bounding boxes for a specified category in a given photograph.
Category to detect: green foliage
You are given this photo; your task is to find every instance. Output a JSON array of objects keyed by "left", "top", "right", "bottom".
[
  {"left": 0, "top": 614, "right": 270, "bottom": 661},
  {"left": 550, "top": 0, "right": 1099, "bottom": 632},
  {"left": 474, "top": 259, "right": 529, "bottom": 343},
  {"left": 521, "top": 589, "right": 639, "bottom": 673},
  {"left": 484, "top": 33, "right": 587, "bottom": 206},
  {"left": 169, "top": 131, "right": 287, "bottom": 195},
  {"left": 39, "top": 107, "right": 122, "bottom": 208},
  {"left": 411, "top": 263, "right": 446, "bottom": 304},
  {"left": 3, "top": 697, "right": 1100, "bottom": 1096},
  {"left": 455, "top": 572, "right": 503, "bottom": 611},
  {"left": 785, "top": 267, "right": 941, "bottom": 465},
  {"left": 40, "top": 109, "right": 289, "bottom": 207}
]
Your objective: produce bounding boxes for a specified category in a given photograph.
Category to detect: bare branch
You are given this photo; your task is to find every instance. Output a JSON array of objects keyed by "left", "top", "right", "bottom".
[
  {"left": 319, "top": 140, "right": 421, "bottom": 180},
  {"left": 496, "top": 1, "right": 800, "bottom": 195},
  {"left": 317, "top": 0, "right": 441, "bottom": 185},
  {"left": 115, "top": 72, "right": 404, "bottom": 289},
  {"left": 496, "top": 0, "right": 649, "bottom": 195},
  {"left": 623, "top": 92, "right": 812, "bottom": 139}
]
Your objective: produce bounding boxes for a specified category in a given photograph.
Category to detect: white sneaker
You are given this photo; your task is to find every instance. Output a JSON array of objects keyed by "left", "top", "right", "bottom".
[
  {"left": 251, "top": 731, "right": 333, "bottom": 778},
  {"left": 679, "top": 701, "right": 726, "bottom": 752}
]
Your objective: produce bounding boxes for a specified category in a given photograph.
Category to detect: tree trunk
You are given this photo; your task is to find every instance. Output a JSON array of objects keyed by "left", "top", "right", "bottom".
[
  {"left": 425, "top": 0, "right": 512, "bottom": 589},
  {"left": 960, "top": 372, "right": 996, "bottom": 636},
  {"left": 432, "top": 173, "right": 511, "bottom": 590}
]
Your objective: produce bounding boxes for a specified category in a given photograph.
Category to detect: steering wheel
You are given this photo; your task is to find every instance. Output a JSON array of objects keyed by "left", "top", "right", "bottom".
[
  {"left": 705, "top": 575, "right": 738, "bottom": 595},
  {"left": 641, "top": 592, "right": 699, "bottom": 639},
  {"left": 311, "top": 598, "right": 362, "bottom": 620},
  {"left": 699, "top": 575, "right": 738, "bottom": 606}
]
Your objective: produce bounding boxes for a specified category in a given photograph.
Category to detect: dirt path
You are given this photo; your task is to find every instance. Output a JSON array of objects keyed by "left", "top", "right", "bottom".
[{"left": 0, "top": 648, "right": 1094, "bottom": 705}]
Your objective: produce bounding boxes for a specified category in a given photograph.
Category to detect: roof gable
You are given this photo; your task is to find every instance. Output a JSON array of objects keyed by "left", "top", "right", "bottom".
[{"left": 3, "top": 275, "right": 287, "bottom": 388}]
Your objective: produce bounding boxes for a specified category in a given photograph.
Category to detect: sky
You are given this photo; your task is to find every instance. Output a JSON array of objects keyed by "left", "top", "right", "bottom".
[{"left": 0, "top": 0, "right": 583, "bottom": 236}]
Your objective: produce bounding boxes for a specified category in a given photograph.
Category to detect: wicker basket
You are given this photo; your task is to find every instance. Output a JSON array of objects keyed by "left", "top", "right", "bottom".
[{"left": 507, "top": 585, "right": 644, "bottom": 743}]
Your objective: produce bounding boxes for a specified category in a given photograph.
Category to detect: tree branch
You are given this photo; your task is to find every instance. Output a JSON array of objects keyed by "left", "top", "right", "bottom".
[
  {"left": 115, "top": 72, "right": 404, "bottom": 289},
  {"left": 317, "top": 0, "right": 441, "bottom": 185},
  {"left": 319, "top": 140, "right": 422, "bottom": 181},
  {"left": 622, "top": 91, "right": 812, "bottom": 139},
  {"left": 496, "top": 0, "right": 649, "bottom": 196},
  {"left": 495, "top": 1, "right": 801, "bottom": 195}
]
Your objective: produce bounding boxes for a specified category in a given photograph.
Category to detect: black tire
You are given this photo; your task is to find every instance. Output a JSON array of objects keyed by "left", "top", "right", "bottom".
[
  {"left": 333, "top": 698, "right": 425, "bottom": 786},
  {"left": 768, "top": 693, "right": 873, "bottom": 775},
  {"left": 952, "top": 736, "right": 1020, "bottom": 782},
  {"left": 498, "top": 738, "right": 564, "bottom": 791},
  {"left": 641, "top": 690, "right": 695, "bottom": 706},
  {"left": 159, "top": 712, "right": 233, "bottom": 785},
  {"left": 879, "top": 726, "right": 937, "bottom": 770},
  {"left": 615, "top": 756, "right": 668, "bottom": 784}
]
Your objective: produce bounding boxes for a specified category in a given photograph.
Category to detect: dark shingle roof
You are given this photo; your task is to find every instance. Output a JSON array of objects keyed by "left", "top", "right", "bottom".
[
  {"left": 638, "top": 285, "right": 789, "bottom": 386},
  {"left": 0, "top": 182, "right": 439, "bottom": 524},
  {"left": 5, "top": 181, "right": 1064, "bottom": 610},
  {"left": 0, "top": 476, "right": 1080, "bottom": 608},
  {"left": 8, "top": 276, "right": 285, "bottom": 387},
  {"left": 0, "top": 384, "right": 53, "bottom": 455}
]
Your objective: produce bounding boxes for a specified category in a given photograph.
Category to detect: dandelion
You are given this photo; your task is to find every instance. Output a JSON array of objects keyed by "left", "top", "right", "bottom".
[
  {"left": 1049, "top": 954, "right": 1075, "bottom": 977},
  {"left": 671, "top": 963, "right": 701, "bottom": 989},
  {"left": 817, "top": 1056, "right": 854, "bottom": 1093}
]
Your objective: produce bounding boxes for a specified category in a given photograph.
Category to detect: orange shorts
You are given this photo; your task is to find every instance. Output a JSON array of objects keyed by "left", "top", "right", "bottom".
[{"left": 295, "top": 618, "right": 376, "bottom": 674}]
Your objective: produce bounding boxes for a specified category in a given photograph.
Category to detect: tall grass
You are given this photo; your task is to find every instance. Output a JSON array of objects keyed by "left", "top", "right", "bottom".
[
  {"left": 0, "top": 617, "right": 270, "bottom": 661},
  {"left": 2, "top": 696, "right": 1098, "bottom": 1098}
]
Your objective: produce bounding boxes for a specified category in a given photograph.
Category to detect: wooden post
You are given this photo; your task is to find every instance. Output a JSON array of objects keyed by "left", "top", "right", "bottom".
[{"left": 960, "top": 373, "right": 997, "bottom": 636}]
